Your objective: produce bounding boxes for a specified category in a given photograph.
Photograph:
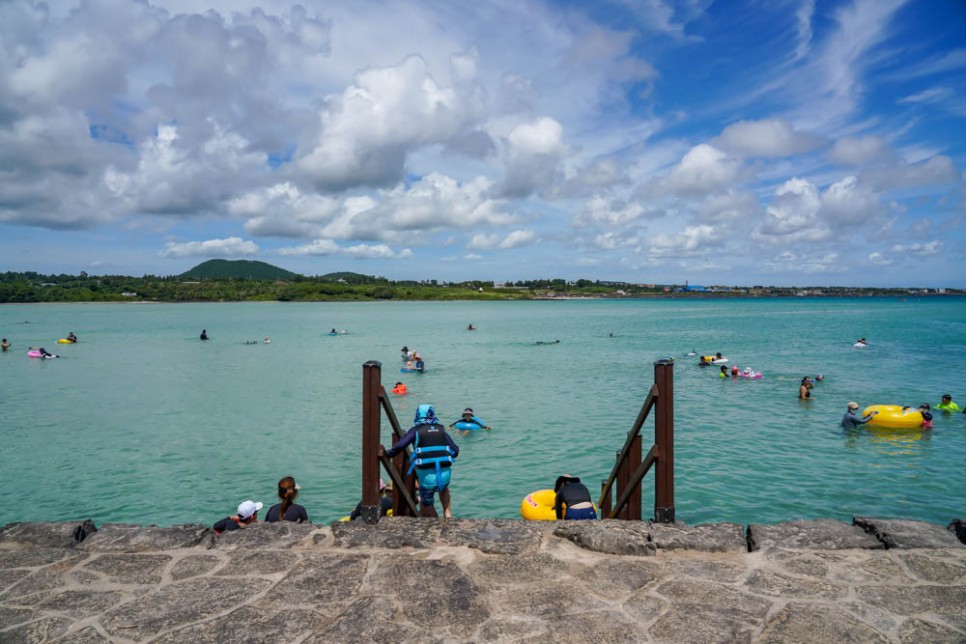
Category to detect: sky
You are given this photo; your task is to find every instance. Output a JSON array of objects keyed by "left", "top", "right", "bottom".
[{"left": 1, "top": 0, "right": 964, "bottom": 287}]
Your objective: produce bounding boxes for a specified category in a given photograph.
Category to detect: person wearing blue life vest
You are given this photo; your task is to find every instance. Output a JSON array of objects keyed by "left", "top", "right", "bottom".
[{"left": 381, "top": 404, "right": 459, "bottom": 518}]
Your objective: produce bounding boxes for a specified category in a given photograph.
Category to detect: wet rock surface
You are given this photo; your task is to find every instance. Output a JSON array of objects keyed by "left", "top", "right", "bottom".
[{"left": 0, "top": 517, "right": 963, "bottom": 642}]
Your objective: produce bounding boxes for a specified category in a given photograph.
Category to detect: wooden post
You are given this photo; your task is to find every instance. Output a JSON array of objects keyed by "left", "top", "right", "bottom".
[
  {"left": 599, "top": 479, "right": 612, "bottom": 519},
  {"left": 361, "top": 361, "right": 383, "bottom": 524},
  {"left": 653, "top": 359, "right": 675, "bottom": 523},
  {"left": 627, "top": 433, "right": 642, "bottom": 520}
]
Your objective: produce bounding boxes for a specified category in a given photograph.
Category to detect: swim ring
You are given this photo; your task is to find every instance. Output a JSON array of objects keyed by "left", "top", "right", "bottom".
[
  {"left": 520, "top": 489, "right": 557, "bottom": 521},
  {"left": 27, "top": 350, "right": 42, "bottom": 358},
  {"left": 699, "top": 356, "right": 728, "bottom": 366},
  {"left": 862, "top": 405, "right": 924, "bottom": 430},
  {"left": 453, "top": 420, "right": 485, "bottom": 431},
  {"left": 738, "top": 371, "right": 762, "bottom": 379},
  {"left": 391, "top": 384, "right": 407, "bottom": 395},
  {"left": 57, "top": 338, "right": 75, "bottom": 344}
]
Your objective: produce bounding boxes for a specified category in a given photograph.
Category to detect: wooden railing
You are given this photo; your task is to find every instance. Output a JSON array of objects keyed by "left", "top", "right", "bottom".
[
  {"left": 360, "top": 360, "right": 419, "bottom": 522},
  {"left": 597, "top": 359, "right": 675, "bottom": 522},
  {"left": 360, "top": 358, "right": 674, "bottom": 524}
]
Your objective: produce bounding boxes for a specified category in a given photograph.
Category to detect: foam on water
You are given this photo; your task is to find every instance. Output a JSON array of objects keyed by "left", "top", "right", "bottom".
[{"left": 1, "top": 298, "right": 964, "bottom": 526}]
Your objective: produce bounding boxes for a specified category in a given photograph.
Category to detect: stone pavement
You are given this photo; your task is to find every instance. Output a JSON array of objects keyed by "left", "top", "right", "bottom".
[{"left": 0, "top": 517, "right": 963, "bottom": 643}]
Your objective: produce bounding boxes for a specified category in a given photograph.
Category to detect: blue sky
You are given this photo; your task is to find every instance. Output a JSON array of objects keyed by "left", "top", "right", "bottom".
[{"left": 1, "top": 0, "right": 963, "bottom": 286}]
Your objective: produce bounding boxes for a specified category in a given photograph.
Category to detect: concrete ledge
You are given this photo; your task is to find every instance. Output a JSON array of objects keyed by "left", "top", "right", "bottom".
[
  {"left": 1, "top": 519, "right": 964, "bottom": 642},
  {"left": 748, "top": 519, "right": 883, "bottom": 552},
  {"left": 854, "top": 516, "right": 966, "bottom": 549}
]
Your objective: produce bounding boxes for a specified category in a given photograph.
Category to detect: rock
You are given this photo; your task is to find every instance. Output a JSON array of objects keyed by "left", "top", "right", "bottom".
[
  {"left": 759, "top": 602, "right": 889, "bottom": 642},
  {"left": 648, "top": 521, "right": 747, "bottom": 552},
  {"left": 748, "top": 519, "right": 883, "bottom": 551},
  {"left": 207, "top": 521, "right": 318, "bottom": 549},
  {"left": 554, "top": 520, "right": 656, "bottom": 556},
  {"left": 946, "top": 518, "right": 965, "bottom": 545},
  {"left": 78, "top": 524, "right": 212, "bottom": 552},
  {"left": 853, "top": 517, "right": 965, "bottom": 549},
  {"left": 0, "top": 521, "right": 96, "bottom": 548}
]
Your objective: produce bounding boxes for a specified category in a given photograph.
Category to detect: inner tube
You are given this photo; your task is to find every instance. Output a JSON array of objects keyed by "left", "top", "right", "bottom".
[
  {"left": 391, "top": 384, "right": 408, "bottom": 395},
  {"left": 862, "top": 404, "right": 924, "bottom": 430},
  {"left": 27, "top": 350, "right": 42, "bottom": 358},
  {"left": 699, "top": 356, "right": 728, "bottom": 366},
  {"left": 57, "top": 338, "right": 75, "bottom": 344},
  {"left": 520, "top": 489, "right": 557, "bottom": 521},
  {"left": 454, "top": 420, "right": 485, "bottom": 431}
]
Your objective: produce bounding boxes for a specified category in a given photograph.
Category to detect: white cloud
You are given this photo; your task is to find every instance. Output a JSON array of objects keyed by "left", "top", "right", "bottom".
[
  {"left": 277, "top": 239, "right": 341, "bottom": 256},
  {"left": 648, "top": 224, "right": 717, "bottom": 255},
  {"left": 891, "top": 241, "right": 942, "bottom": 256},
  {"left": 828, "top": 136, "right": 890, "bottom": 166},
  {"left": 499, "top": 229, "right": 537, "bottom": 249},
  {"left": 715, "top": 119, "right": 823, "bottom": 158},
  {"left": 499, "top": 117, "right": 570, "bottom": 197},
  {"left": 277, "top": 238, "right": 411, "bottom": 259},
  {"left": 296, "top": 55, "right": 480, "bottom": 190},
  {"left": 573, "top": 195, "right": 649, "bottom": 227},
  {"left": 862, "top": 155, "right": 960, "bottom": 191},
  {"left": 159, "top": 236, "right": 259, "bottom": 258},
  {"left": 654, "top": 144, "right": 745, "bottom": 197}
]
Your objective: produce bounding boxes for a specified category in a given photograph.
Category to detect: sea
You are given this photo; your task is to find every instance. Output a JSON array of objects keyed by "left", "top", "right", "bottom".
[{"left": 1, "top": 297, "right": 964, "bottom": 528}]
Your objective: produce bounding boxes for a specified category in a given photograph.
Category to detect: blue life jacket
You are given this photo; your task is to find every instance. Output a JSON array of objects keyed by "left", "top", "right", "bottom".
[{"left": 407, "top": 424, "right": 454, "bottom": 476}]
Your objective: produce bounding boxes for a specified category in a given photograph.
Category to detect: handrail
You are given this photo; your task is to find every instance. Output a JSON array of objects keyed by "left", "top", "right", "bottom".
[
  {"left": 361, "top": 360, "right": 419, "bottom": 521},
  {"left": 597, "top": 382, "right": 657, "bottom": 509},
  {"left": 597, "top": 359, "right": 675, "bottom": 522}
]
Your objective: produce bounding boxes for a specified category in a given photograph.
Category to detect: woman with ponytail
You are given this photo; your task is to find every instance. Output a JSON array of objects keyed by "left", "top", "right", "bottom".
[{"left": 265, "top": 476, "right": 309, "bottom": 523}]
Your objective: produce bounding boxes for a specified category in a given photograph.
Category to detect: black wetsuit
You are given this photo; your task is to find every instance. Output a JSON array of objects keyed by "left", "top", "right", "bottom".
[
  {"left": 554, "top": 482, "right": 595, "bottom": 520},
  {"left": 349, "top": 496, "right": 392, "bottom": 520},
  {"left": 264, "top": 503, "right": 309, "bottom": 523},
  {"left": 212, "top": 516, "right": 242, "bottom": 534}
]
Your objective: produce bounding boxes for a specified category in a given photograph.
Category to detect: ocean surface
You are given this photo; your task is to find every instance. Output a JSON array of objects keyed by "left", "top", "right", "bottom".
[{"left": 1, "top": 298, "right": 964, "bottom": 528}]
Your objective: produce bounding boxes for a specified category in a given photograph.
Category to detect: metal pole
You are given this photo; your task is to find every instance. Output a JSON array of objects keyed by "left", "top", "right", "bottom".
[
  {"left": 653, "top": 359, "right": 675, "bottom": 522},
  {"left": 361, "top": 360, "right": 383, "bottom": 524}
]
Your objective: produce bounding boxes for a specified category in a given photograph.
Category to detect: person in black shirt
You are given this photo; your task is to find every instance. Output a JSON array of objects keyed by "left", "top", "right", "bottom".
[
  {"left": 265, "top": 476, "right": 309, "bottom": 523},
  {"left": 553, "top": 474, "right": 597, "bottom": 520},
  {"left": 213, "top": 500, "right": 262, "bottom": 534}
]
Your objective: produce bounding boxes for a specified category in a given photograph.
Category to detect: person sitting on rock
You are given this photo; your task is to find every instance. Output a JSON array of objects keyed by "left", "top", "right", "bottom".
[
  {"left": 553, "top": 474, "right": 597, "bottom": 520},
  {"left": 213, "top": 500, "right": 262, "bottom": 534}
]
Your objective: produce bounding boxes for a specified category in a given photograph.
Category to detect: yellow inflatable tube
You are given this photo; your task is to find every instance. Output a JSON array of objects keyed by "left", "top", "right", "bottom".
[
  {"left": 520, "top": 489, "right": 557, "bottom": 521},
  {"left": 57, "top": 338, "right": 75, "bottom": 344},
  {"left": 862, "top": 405, "right": 923, "bottom": 430}
]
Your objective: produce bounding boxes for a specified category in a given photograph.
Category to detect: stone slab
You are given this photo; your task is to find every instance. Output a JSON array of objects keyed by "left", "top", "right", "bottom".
[
  {"left": 648, "top": 521, "right": 748, "bottom": 552},
  {"left": 0, "top": 521, "right": 96, "bottom": 549},
  {"left": 854, "top": 516, "right": 965, "bottom": 549},
  {"left": 78, "top": 524, "right": 212, "bottom": 552},
  {"left": 207, "top": 521, "right": 320, "bottom": 549},
  {"left": 748, "top": 519, "right": 883, "bottom": 551},
  {"left": 554, "top": 520, "right": 656, "bottom": 556}
]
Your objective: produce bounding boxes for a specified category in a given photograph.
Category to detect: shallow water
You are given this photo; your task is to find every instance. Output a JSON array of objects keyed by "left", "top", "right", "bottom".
[{"left": 1, "top": 297, "right": 964, "bottom": 527}]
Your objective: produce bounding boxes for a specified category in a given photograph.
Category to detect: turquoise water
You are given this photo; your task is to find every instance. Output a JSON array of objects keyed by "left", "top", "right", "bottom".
[{"left": 1, "top": 298, "right": 964, "bottom": 528}]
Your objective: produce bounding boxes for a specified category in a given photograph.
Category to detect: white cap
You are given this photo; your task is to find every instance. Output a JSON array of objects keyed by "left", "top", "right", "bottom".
[{"left": 237, "top": 500, "right": 263, "bottom": 519}]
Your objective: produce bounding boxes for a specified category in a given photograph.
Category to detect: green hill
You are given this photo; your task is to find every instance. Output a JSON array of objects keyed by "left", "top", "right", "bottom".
[
  {"left": 180, "top": 260, "right": 301, "bottom": 280},
  {"left": 319, "top": 271, "right": 388, "bottom": 284}
]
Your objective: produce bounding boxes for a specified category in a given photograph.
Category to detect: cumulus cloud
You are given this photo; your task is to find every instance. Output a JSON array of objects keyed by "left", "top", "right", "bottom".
[
  {"left": 318, "top": 173, "right": 516, "bottom": 242},
  {"left": 648, "top": 224, "right": 717, "bottom": 255},
  {"left": 296, "top": 55, "right": 481, "bottom": 191},
  {"left": 467, "top": 229, "right": 537, "bottom": 250},
  {"left": 573, "top": 195, "right": 650, "bottom": 227},
  {"left": 653, "top": 144, "right": 746, "bottom": 197},
  {"left": 828, "top": 136, "right": 890, "bottom": 166},
  {"left": 159, "top": 236, "right": 259, "bottom": 258},
  {"left": 498, "top": 117, "right": 570, "bottom": 197},
  {"left": 862, "top": 155, "right": 960, "bottom": 192},
  {"left": 715, "top": 119, "right": 823, "bottom": 158},
  {"left": 278, "top": 239, "right": 412, "bottom": 259},
  {"left": 754, "top": 178, "right": 831, "bottom": 243}
]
